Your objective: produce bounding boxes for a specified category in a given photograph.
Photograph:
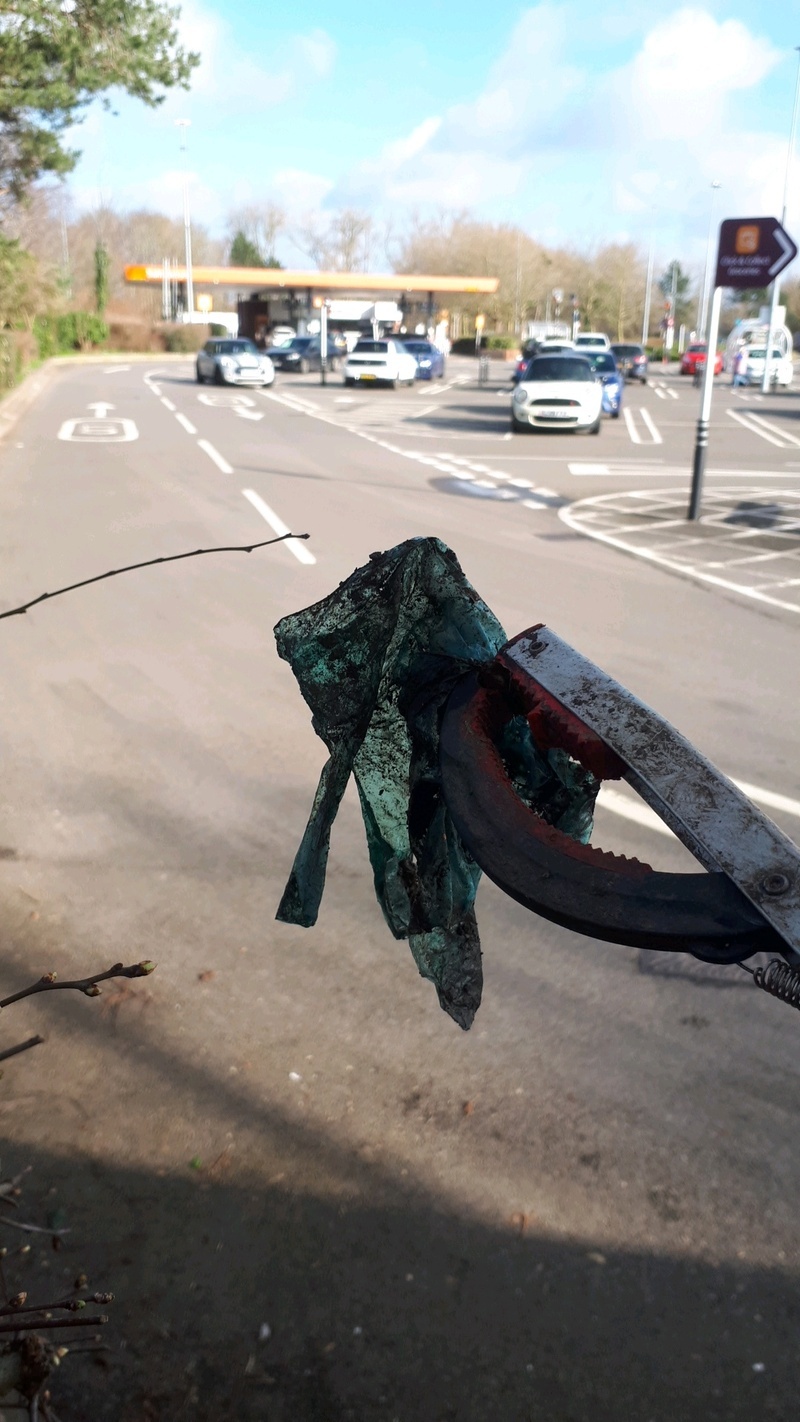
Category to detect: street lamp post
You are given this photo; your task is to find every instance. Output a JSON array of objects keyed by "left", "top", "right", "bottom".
[
  {"left": 698, "top": 180, "right": 721, "bottom": 339},
  {"left": 641, "top": 226, "right": 655, "bottom": 346},
  {"left": 175, "top": 119, "right": 195, "bottom": 320},
  {"left": 762, "top": 47, "right": 800, "bottom": 393}
]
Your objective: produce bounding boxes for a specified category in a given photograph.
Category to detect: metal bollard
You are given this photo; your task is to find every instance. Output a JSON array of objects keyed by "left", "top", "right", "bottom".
[{"left": 478, "top": 356, "right": 490, "bottom": 386}]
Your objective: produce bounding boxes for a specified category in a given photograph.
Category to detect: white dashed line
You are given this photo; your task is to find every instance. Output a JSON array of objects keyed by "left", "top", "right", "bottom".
[
  {"left": 175, "top": 413, "right": 197, "bottom": 435},
  {"left": 242, "top": 488, "right": 316, "bottom": 565},
  {"left": 639, "top": 409, "right": 663, "bottom": 444},
  {"left": 623, "top": 407, "right": 641, "bottom": 444},
  {"left": 161, "top": 397, "right": 177, "bottom": 412},
  {"left": 197, "top": 438, "right": 233, "bottom": 474}
]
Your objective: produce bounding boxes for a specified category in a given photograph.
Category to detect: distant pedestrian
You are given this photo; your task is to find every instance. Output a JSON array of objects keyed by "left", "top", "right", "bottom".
[{"left": 732, "top": 347, "right": 749, "bottom": 387}]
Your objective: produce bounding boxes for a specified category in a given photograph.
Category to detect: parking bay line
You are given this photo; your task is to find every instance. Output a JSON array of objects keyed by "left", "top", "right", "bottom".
[
  {"left": 727, "top": 409, "right": 786, "bottom": 448},
  {"left": 598, "top": 779, "right": 800, "bottom": 838},
  {"left": 242, "top": 489, "right": 316, "bottom": 565}
]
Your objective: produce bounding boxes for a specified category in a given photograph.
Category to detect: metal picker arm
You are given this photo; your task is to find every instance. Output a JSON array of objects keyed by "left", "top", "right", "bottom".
[{"left": 440, "top": 627, "right": 800, "bottom": 967}]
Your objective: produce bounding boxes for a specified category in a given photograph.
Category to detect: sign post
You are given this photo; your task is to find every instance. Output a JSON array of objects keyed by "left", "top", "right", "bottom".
[
  {"left": 320, "top": 299, "right": 328, "bottom": 386},
  {"left": 687, "top": 216, "right": 797, "bottom": 521}
]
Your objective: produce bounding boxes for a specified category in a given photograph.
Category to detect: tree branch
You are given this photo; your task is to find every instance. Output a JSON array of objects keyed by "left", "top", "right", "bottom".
[
  {"left": 0, "top": 962, "right": 154, "bottom": 1011},
  {"left": 0, "top": 1315, "right": 108, "bottom": 1335},
  {"left": 0, "top": 1037, "right": 43, "bottom": 1064},
  {"left": 0, "top": 535, "right": 310, "bottom": 622}
]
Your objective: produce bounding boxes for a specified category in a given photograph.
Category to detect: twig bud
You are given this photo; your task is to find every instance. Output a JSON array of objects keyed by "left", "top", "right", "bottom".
[
  {"left": 55, "top": 1347, "right": 68, "bottom": 1359},
  {"left": 9, "top": 1292, "right": 26, "bottom": 1308},
  {"left": 91, "top": 1292, "right": 113, "bottom": 1304},
  {"left": 137, "top": 961, "right": 156, "bottom": 976},
  {"left": 40, "top": 973, "right": 57, "bottom": 984},
  {"left": 74, "top": 1273, "right": 88, "bottom": 1290},
  {"left": 83, "top": 986, "right": 101, "bottom": 998}
]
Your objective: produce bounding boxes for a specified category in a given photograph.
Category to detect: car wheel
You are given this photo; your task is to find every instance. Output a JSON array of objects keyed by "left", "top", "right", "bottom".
[
  {"left": 611, "top": 409, "right": 620, "bottom": 419},
  {"left": 344, "top": 377, "right": 355, "bottom": 387},
  {"left": 588, "top": 416, "right": 601, "bottom": 435},
  {"left": 510, "top": 416, "right": 527, "bottom": 434},
  {"left": 299, "top": 358, "right": 310, "bottom": 374},
  {"left": 329, "top": 358, "right": 339, "bottom": 373},
  {"left": 196, "top": 368, "right": 204, "bottom": 383},
  {"left": 214, "top": 367, "right": 225, "bottom": 385}
]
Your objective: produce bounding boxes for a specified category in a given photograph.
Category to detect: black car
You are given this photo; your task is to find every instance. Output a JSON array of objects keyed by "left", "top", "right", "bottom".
[
  {"left": 610, "top": 342, "right": 648, "bottom": 384},
  {"left": 267, "top": 336, "right": 343, "bottom": 373}
]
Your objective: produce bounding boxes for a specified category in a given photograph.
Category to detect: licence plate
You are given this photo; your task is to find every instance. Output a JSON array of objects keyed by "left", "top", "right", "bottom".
[
  {"left": 360, "top": 373, "right": 376, "bottom": 381},
  {"left": 540, "top": 410, "right": 573, "bottom": 420}
]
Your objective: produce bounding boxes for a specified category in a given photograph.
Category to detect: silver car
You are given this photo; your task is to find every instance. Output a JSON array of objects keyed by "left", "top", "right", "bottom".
[{"left": 196, "top": 338, "right": 275, "bottom": 387}]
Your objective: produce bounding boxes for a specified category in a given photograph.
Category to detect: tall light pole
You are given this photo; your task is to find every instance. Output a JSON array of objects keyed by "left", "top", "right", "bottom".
[
  {"left": 641, "top": 225, "right": 655, "bottom": 346},
  {"left": 762, "top": 47, "right": 800, "bottom": 393},
  {"left": 175, "top": 118, "right": 195, "bottom": 320},
  {"left": 698, "top": 180, "right": 721, "bottom": 338}
]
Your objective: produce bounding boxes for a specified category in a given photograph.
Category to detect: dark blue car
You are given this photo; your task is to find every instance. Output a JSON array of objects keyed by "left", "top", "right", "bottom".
[
  {"left": 585, "top": 350, "right": 623, "bottom": 417},
  {"left": 399, "top": 339, "right": 445, "bottom": 380}
]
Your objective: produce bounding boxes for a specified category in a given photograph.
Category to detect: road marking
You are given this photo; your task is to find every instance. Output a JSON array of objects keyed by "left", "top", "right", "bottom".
[
  {"left": 640, "top": 409, "right": 663, "bottom": 444},
  {"left": 175, "top": 413, "right": 197, "bottom": 435},
  {"left": 569, "top": 463, "right": 610, "bottom": 475},
  {"left": 160, "top": 397, "right": 177, "bottom": 412},
  {"left": 197, "top": 438, "right": 233, "bottom": 473},
  {"left": 58, "top": 417, "right": 138, "bottom": 443},
  {"left": 88, "top": 401, "right": 114, "bottom": 418},
  {"left": 198, "top": 392, "right": 255, "bottom": 408},
  {"left": 727, "top": 409, "right": 785, "bottom": 448},
  {"left": 664, "top": 388, "right": 679, "bottom": 400},
  {"left": 623, "top": 407, "right": 641, "bottom": 443},
  {"left": 653, "top": 387, "right": 667, "bottom": 400},
  {"left": 103, "top": 365, "right": 131, "bottom": 374},
  {"left": 746, "top": 412, "right": 800, "bottom": 448},
  {"left": 598, "top": 779, "right": 800, "bottom": 838},
  {"left": 242, "top": 488, "right": 316, "bottom": 565},
  {"left": 559, "top": 490, "right": 800, "bottom": 616}
]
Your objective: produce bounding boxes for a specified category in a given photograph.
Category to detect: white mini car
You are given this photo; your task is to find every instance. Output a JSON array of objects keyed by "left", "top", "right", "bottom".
[
  {"left": 196, "top": 338, "right": 275, "bottom": 387},
  {"left": 511, "top": 354, "right": 603, "bottom": 434},
  {"left": 574, "top": 332, "right": 611, "bottom": 351},
  {"left": 343, "top": 338, "right": 418, "bottom": 388}
]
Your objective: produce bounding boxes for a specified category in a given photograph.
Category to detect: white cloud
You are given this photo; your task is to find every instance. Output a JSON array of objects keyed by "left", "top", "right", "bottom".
[
  {"left": 176, "top": 0, "right": 335, "bottom": 112},
  {"left": 327, "top": 3, "right": 786, "bottom": 255}
]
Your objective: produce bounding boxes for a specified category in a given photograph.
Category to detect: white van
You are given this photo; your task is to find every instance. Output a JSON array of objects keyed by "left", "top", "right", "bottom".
[{"left": 574, "top": 332, "right": 611, "bottom": 352}]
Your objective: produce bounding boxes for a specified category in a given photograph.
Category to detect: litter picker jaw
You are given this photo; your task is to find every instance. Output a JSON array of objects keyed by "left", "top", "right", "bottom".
[{"left": 440, "top": 626, "right": 800, "bottom": 969}]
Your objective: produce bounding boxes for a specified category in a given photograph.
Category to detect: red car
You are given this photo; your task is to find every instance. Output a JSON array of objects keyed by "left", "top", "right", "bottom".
[{"left": 680, "top": 343, "right": 723, "bottom": 376}]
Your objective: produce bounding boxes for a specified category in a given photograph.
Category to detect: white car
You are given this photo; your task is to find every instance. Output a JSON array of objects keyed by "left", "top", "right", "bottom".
[
  {"left": 574, "top": 332, "right": 611, "bottom": 351},
  {"left": 343, "top": 338, "right": 418, "bottom": 388},
  {"left": 511, "top": 354, "right": 602, "bottom": 434},
  {"left": 742, "top": 346, "right": 793, "bottom": 389},
  {"left": 196, "top": 338, "right": 275, "bottom": 387}
]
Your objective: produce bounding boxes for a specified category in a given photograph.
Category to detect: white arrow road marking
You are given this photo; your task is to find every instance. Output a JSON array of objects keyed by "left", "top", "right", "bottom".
[
  {"left": 769, "top": 225, "right": 796, "bottom": 278},
  {"left": 242, "top": 489, "right": 316, "bottom": 565},
  {"left": 87, "top": 402, "right": 115, "bottom": 418},
  {"left": 58, "top": 417, "right": 137, "bottom": 442},
  {"left": 234, "top": 408, "right": 264, "bottom": 421}
]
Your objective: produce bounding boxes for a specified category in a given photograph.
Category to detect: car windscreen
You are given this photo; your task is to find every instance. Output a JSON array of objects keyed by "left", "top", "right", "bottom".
[
  {"left": 687, "top": 345, "right": 706, "bottom": 354},
  {"left": 353, "top": 341, "right": 389, "bottom": 353},
  {"left": 525, "top": 358, "right": 594, "bottom": 382},
  {"left": 575, "top": 337, "right": 603, "bottom": 346},
  {"left": 287, "top": 337, "right": 312, "bottom": 350},
  {"left": 219, "top": 341, "right": 259, "bottom": 354},
  {"left": 586, "top": 353, "right": 617, "bottom": 373},
  {"left": 401, "top": 341, "right": 430, "bottom": 352},
  {"left": 612, "top": 345, "right": 643, "bottom": 357}
]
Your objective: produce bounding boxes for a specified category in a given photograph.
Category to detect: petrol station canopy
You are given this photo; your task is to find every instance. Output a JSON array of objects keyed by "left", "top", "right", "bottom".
[{"left": 124, "top": 265, "right": 499, "bottom": 296}]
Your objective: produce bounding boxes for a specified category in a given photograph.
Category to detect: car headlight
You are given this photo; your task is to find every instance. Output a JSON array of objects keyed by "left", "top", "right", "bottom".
[
  {"left": 605, "top": 380, "right": 620, "bottom": 392},
  {"left": 419, "top": 359, "right": 431, "bottom": 367},
  {"left": 513, "top": 387, "right": 528, "bottom": 404},
  {"left": 220, "top": 356, "right": 234, "bottom": 367}
]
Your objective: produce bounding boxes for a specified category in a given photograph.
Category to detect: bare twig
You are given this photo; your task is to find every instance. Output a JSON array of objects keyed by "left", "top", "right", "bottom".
[
  {"left": 0, "top": 1037, "right": 44, "bottom": 1063},
  {"left": 0, "top": 1293, "right": 112, "bottom": 1320},
  {"left": 0, "top": 535, "right": 311, "bottom": 622},
  {"left": 0, "top": 1221, "right": 69, "bottom": 1239},
  {"left": 0, "top": 961, "right": 155, "bottom": 1011},
  {"left": 0, "top": 1315, "right": 108, "bottom": 1335}
]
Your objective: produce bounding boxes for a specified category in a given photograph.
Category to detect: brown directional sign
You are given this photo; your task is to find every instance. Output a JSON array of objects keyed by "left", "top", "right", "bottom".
[{"left": 715, "top": 217, "right": 797, "bottom": 290}]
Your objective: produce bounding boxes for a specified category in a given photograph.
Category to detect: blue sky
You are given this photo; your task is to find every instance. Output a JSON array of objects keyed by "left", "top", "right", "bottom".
[{"left": 67, "top": 1, "right": 800, "bottom": 268}]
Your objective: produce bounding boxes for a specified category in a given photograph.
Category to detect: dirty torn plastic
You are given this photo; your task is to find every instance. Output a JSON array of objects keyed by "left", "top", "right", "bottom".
[{"left": 275, "top": 537, "right": 597, "bottom": 1029}]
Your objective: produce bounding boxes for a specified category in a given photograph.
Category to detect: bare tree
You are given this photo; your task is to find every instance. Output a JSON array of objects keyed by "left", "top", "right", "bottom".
[{"left": 225, "top": 203, "right": 285, "bottom": 264}]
